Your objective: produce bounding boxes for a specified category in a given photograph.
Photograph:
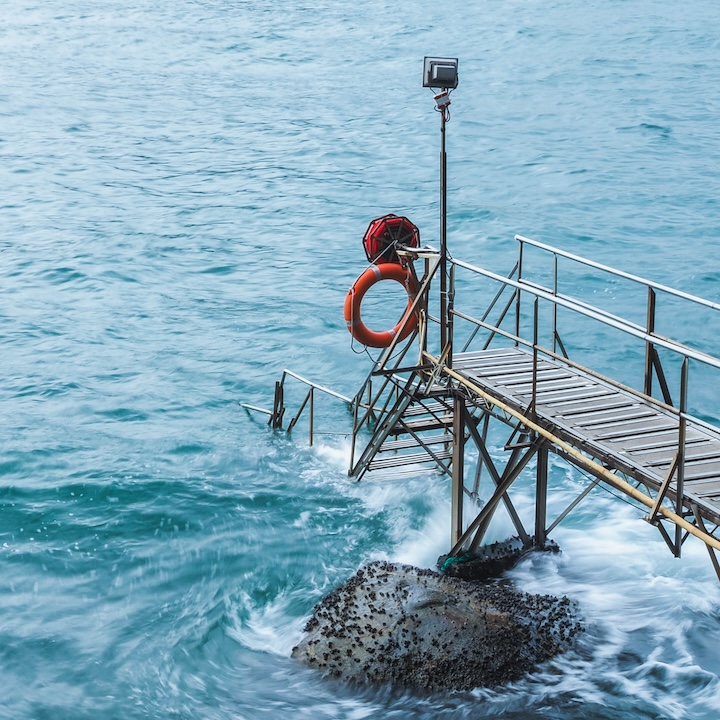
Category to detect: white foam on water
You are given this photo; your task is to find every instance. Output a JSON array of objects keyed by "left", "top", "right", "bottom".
[
  {"left": 228, "top": 589, "right": 307, "bottom": 657},
  {"left": 295, "top": 430, "right": 720, "bottom": 718},
  {"left": 498, "top": 490, "right": 720, "bottom": 719},
  {"left": 390, "top": 495, "right": 452, "bottom": 568},
  {"left": 310, "top": 439, "right": 353, "bottom": 471}
]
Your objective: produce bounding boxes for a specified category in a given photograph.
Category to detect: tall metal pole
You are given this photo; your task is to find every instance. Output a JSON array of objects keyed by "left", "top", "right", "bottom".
[
  {"left": 423, "top": 57, "right": 457, "bottom": 364},
  {"left": 440, "top": 106, "right": 448, "bottom": 356}
]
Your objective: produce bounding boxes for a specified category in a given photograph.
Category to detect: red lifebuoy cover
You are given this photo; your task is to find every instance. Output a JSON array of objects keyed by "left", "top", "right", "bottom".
[
  {"left": 362, "top": 214, "right": 420, "bottom": 265},
  {"left": 344, "top": 263, "right": 419, "bottom": 348}
]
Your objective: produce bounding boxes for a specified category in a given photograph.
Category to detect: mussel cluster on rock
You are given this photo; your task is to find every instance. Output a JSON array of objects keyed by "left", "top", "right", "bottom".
[{"left": 292, "top": 560, "right": 582, "bottom": 692}]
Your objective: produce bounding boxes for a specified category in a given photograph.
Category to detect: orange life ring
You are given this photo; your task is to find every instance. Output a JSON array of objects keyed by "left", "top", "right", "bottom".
[{"left": 344, "top": 263, "right": 419, "bottom": 348}]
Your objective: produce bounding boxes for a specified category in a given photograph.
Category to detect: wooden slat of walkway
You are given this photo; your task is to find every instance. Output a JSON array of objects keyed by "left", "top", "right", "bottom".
[{"left": 453, "top": 346, "right": 720, "bottom": 526}]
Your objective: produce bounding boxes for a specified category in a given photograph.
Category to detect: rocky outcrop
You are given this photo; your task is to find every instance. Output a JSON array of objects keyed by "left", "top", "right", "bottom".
[{"left": 292, "top": 561, "right": 581, "bottom": 692}]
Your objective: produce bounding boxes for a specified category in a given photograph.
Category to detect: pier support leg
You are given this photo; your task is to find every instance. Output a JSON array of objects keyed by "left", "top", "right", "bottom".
[
  {"left": 535, "top": 445, "right": 548, "bottom": 548},
  {"left": 451, "top": 395, "right": 465, "bottom": 546}
]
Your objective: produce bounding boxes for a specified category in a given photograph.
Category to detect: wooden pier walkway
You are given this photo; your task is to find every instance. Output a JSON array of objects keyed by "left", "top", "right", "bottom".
[{"left": 451, "top": 346, "right": 720, "bottom": 528}]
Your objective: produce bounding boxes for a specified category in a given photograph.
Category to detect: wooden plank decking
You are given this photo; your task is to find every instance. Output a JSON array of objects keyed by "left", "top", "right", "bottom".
[{"left": 452, "top": 346, "right": 720, "bottom": 527}]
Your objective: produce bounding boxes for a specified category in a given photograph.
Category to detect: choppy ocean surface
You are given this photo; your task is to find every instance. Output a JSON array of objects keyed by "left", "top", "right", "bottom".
[{"left": 3, "top": 1, "right": 720, "bottom": 718}]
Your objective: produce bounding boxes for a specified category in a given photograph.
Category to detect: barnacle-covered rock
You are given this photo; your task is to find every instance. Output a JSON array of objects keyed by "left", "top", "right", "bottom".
[{"left": 292, "top": 561, "right": 581, "bottom": 692}]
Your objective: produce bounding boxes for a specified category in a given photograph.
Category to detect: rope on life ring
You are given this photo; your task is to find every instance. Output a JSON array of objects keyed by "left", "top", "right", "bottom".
[{"left": 343, "top": 263, "right": 419, "bottom": 348}]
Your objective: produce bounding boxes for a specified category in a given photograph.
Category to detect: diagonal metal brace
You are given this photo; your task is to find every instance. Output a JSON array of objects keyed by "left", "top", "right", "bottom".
[
  {"left": 645, "top": 451, "right": 679, "bottom": 526},
  {"left": 448, "top": 440, "right": 540, "bottom": 556}
]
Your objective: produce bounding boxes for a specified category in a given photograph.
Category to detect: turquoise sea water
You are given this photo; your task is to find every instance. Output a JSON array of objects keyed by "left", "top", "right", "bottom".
[{"left": 3, "top": 1, "right": 720, "bottom": 717}]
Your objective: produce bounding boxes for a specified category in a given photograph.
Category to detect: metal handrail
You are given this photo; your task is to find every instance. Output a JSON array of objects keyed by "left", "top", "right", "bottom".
[
  {"left": 281, "top": 369, "right": 353, "bottom": 404},
  {"left": 450, "top": 257, "right": 720, "bottom": 372},
  {"left": 241, "top": 368, "right": 354, "bottom": 447},
  {"left": 516, "top": 234, "right": 720, "bottom": 313}
]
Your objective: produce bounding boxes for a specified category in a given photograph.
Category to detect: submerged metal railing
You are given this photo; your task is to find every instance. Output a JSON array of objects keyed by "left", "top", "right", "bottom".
[{"left": 241, "top": 369, "right": 353, "bottom": 447}]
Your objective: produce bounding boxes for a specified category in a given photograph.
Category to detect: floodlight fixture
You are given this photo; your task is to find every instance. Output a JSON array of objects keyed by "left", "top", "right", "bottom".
[{"left": 422, "top": 57, "right": 459, "bottom": 89}]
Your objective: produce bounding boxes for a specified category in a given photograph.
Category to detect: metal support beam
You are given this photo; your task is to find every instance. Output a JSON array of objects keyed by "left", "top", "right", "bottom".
[
  {"left": 535, "top": 445, "right": 548, "bottom": 548},
  {"left": 468, "top": 443, "right": 538, "bottom": 553},
  {"left": 645, "top": 452, "right": 679, "bottom": 527},
  {"left": 546, "top": 473, "right": 600, "bottom": 535},
  {"left": 470, "top": 412, "right": 490, "bottom": 498},
  {"left": 451, "top": 394, "right": 465, "bottom": 546}
]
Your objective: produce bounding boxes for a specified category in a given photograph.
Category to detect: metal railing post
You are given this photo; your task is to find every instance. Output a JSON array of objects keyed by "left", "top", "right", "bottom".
[
  {"left": 349, "top": 392, "right": 360, "bottom": 473},
  {"left": 675, "top": 357, "right": 688, "bottom": 553},
  {"left": 309, "top": 387, "right": 314, "bottom": 447},
  {"left": 531, "top": 297, "right": 539, "bottom": 415},
  {"left": 552, "top": 252, "right": 558, "bottom": 354},
  {"left": 447, "top": 263, "right": 455, "bottom": 369},
  {"left": 515, "top": 239, "right": 524, "bottom": 345},
  {"left": 271, "top": 380, "right": 284, "bottom": 429},
  {"left": 644, "top": 286, "right": 657, "bottom": 397}
]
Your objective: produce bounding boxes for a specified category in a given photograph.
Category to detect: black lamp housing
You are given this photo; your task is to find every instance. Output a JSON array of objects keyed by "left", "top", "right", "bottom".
[{"left": 422, "top": 57, "right": 459, "bottom": 89}]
